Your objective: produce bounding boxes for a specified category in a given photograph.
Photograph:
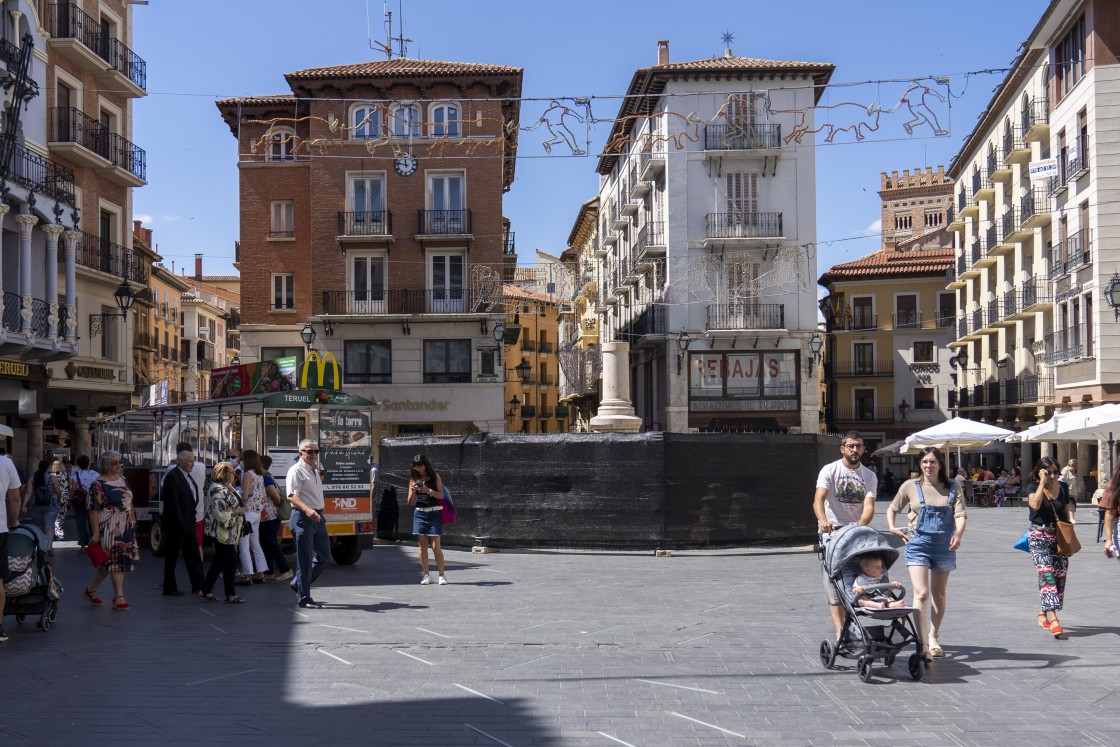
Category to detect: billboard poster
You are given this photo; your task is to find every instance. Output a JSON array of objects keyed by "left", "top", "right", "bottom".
[
  {"left": 210, "top": 357, "right": 298, "bottom": 399},
  {"left": 318, "top": 409, "right": 373, "bottom": 518}
]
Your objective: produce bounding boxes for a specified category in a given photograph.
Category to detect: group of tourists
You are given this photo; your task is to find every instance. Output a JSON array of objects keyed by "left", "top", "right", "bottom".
[{"left": 813, "top": 430, "right": 1112, "bottom": 660}]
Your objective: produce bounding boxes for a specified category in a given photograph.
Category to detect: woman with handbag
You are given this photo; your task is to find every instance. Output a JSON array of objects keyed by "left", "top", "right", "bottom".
[
  {"left": 407, "top": 453, "right": 447, "bottom": 585},
  {"left": 199, "top": 462, "right": 247, "bottom": 603},
  {"left": 256, "top": 454, "right": 292, "bottom": 581},
  {"left": 1027, "top": 456, "right": 1076, "bottom": 639},
  {"left": 81, "top": 451, "right": 139, "bottom": 610},
  {"left": 886, "top": 446, "right": 966, "bottom": 661},
  {"left": 237, "top": 450, "right": 270, "bottom": 585}
]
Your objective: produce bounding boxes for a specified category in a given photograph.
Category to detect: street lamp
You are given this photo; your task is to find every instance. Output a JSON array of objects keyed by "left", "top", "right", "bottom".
[
  {"left": 90, "top": 279, "right": 137, "bottom": 338},
  {"left": 506, "top": 395, "right": 521, "bottom": 417},
  {"left": 676, "top": 329, "right": 692, "bottom": 375},
  {"left": 300, "top": 322, "right": 317, "bottom": 348},
  {"left": 808, "top": 332, "right": 823, "bottom": 369},
  {"left": 514, "top": 357, "right": 531, "bottom": 383},
  {"left": 898, "top": 399, "right": 910, "bottom": 422},
  {"left": 1106, "top": 272, "right": 1120, "bottom": 320}
]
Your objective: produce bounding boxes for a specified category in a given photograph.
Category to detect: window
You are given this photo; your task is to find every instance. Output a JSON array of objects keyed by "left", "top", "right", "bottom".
[
  {"left": 392, "top": 102, "right": 421, "bottom": 138},
  {"left": 895, "top": 294, "right": 918, "bottom": 328},
  {"left": 427, "top": 172, "right": 465, "bottom": 232},
  {"left": 724, "top": 94, "right": 758, "bottom": 127},
  {"left": 350, "top": 255, "right": 386, "bottom": 313},
  {"left": 1054, "top": 14, "right": 1086, "bottom": 100},
  {"left": 852, "top": 296, "right": 874, "bottom": 329},
  {"left": 270, "top": 201, "right": 294, "bottom": 238},
  {"left": 913, "top": 341, "right": 934, "bottom": 363},
  {"left": 350, "top": 104, "right": 381, "bottom": 140},
  {"left": 853, "top": 342, "right": 874, "bottom": 375},
  {"left": 267, "top": 128, "right": 295, "bottom": 162},
  {"left": 271, "top": 273, "right": 294, "bottom": 310},
  {"left": 344, "top": 340, "right": 391, "bottom": 384},
  {"left": 938, "top": 292, "right": 955, "bottom": 326},
  {"left": 430, "top": 253, "right": 466, "bottom": 313},
  {"left": 479, "top": 347, "right": 499, "bottom": 378},
  {"left": 423, "top": 339, "right": 471, "bottom": 383},
  {"left": 726, "top": 171, "right": 759, "bottom": 218},
  {"left": 914, "top": 388, "right": 936, "bottom": 410},
  {"left": 430, "top": 102, "right": 460, "bottom": 137}
]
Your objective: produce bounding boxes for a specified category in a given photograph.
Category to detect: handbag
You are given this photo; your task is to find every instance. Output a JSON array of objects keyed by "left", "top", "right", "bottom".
[
  {"left": 1014, "top": 529, "right": 1030, "bottom": 552},
  {"left": 278, "top": 495, "right": 293, "bottom": 521},
  {"left": 440, "top": 485, "right": 457, "bottom": 525},
  {"left": 72, "top": 484, "right": 89, "bottom": 511},
  {"left": 1046, "top": 493, "right": 1081, "bottom": 556},
  {"left": 84, "top": 543, "right": 109, "bottom": 567}
]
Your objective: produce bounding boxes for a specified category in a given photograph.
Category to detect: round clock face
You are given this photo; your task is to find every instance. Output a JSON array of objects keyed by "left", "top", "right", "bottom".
[{"left": 394, "top": 155, "right": 418, "bottom": 176}]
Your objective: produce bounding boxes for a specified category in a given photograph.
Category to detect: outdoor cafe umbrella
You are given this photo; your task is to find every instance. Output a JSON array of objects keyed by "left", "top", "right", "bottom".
[
  {"left": 1054, "top": 403, "right": 1120, "bottom": 473},
  {"left": 871, "top": 439, "right": 906, "bottom": 458},
  {"left": 902, "top": 417, "right": 1015, "bottom": 463}
]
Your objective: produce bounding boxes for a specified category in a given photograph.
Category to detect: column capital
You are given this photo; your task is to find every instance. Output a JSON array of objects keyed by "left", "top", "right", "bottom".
[
  {"left": 14, "top": 213, "right": 39, "bottom": 231},
  {"left": 41, "top": 223, "right": 66, "bottom": 237},
  {"left": 0, "top": 203, "right": 10, "bottom": 217}
]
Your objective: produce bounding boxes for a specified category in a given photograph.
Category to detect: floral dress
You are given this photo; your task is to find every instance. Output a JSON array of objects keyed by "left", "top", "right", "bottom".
[
  {"left": 205, "top": 483, "right": 244, "bottom": 546},
  {"left": 89, "top": 477, "right": 139, "bottom": 572}
]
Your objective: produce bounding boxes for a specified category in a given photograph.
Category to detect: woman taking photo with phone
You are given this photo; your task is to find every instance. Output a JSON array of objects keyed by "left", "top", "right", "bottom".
[
  {"left": 1027, "top": 456, "right": 1073, "bottom": 639},
  {"left": 407, "top": 454, "right": 446, "bottom": 586}
]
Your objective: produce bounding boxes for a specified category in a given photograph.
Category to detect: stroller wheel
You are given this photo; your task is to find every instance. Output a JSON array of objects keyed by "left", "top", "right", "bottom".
[
  {"left": 16, "top": 614, "right": 24, "bottom": 625},
  {"left": 857, "top": 656, "right": 874, "bottom": 683},
  {"left": 908, "top": 653, "right": 925, "bottom": 680},
  {"left": 47, "top": 604, "right": 57, "bottom": 624},
  {"left": 819, "top": 640, "right": 835, "bottom": 669}
]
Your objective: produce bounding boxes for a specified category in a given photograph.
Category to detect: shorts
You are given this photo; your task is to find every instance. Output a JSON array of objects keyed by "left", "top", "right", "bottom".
[
  {"left": 905, "top": 532, "right": 956, "bottom": 573},
  {"left": 412, "top": 507, "right": 443, "bottom": 537},
  {"left": 0, "top": 532, "right": 7, "bottom": 580},
  {"left": 822, "top": 565, "right": 840, "bottom": 605}
]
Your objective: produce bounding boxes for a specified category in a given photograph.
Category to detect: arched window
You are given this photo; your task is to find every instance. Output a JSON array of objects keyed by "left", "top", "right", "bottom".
[
  {"left": 391, "top": 102, "right": 421, "bottom": 138},
  {"left": 267, "top": 127, "right": 296, "bottom": 162},
  {"left": 350, "top": 104, "right": 381, "bottom": 140},
  {"left": 430, "top": 102, "right": 460, "bottom": 137}
]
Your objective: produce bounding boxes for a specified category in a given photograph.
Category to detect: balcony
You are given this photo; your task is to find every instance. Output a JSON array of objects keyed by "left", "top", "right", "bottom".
[
  {"left": 634, "top": 221, "right": 666, "bottom": 260},
  {"left": 957, "top": 318, "right": 969, "bottom": 340},
  {"left": 834, "top": 407, "right": 895, "bottom": 424},
  {"left": 199, "top": 358, "right": 214, "bottom": 372},
  {"left": 48, "top": 3, "right": 147, "bottom": 96},
  {"left": 1020, "top": 189, "right": 1051, "bottom": 229},
  {"left": 987, "top": 219, "right": 1013, "bottom": 256},
  {"left": 518, "top": 405, "right": 537, "bottom": 418},
  {"left": 159, "top": 343, "right": 169, "bottom": 358},
  {"left": 1, "top": 136, "right": 76, "bottom": 207},
  {"left": 555, "top": 405, "right": 570, "bottom": 418},
  {"left": 831, "top": 360, "right": 893, "bottom": 377},
  {"left": 2, "top": 291, "right": 52, "bottom": 338},
  {"left": 1001, "top": 208, "right": 1028, "bottom": 245},
  {"left": 892, "top": 310, "right": 921, "bottom": 329},
  {"left": 849, "top": 311, "right": 877, "bottom": 331},
  {"left": 416, "top": 209, "right": 471, "bottom": 236},
  {"left": 957, "top": 187, "right": 977, "bottom": 217},
  {"left": 1003, "top": 127, "right": 1030, "bottom": 164},
  {"left": 321, "top": 287, "right": 481, "bottom": 315},
  {"left": 972, "top": 172, "right": 994, "bottom": 201},
  {"left": 48, "top": 107, "right": 146, "bottom": 186},
  {"left": 521, "top": 338, "right": 538, "bottom": 353},
  {"left": 1045, "top": 326, "right": 1088, "bottom": 364},
  {"left": 105, "top": 132, "right": 146, "bottom": 186},
  {"left": 969, "top": 385, "right": 986, "bottom": 408},
  {"left": 1017, "top": 276, "right": 1052, "bottom": 314},
  {"left": 1020, "top": 374, "right": 1054, "bottom": 404},
  {"left": 987, "top": 381, "right": 1002, "bottom": 407},
  {"left": 620, "top": 303, "right": 667, "bottom": 344},
  {"left": 1048, "top": 229, "right": 1092, "bottom": 278},
  {"left": 538, "top": 406, "right": 554, "bottom": 418},
  {"left": 503, "top": 231, "right": 516, "bottom": 255},
  {"left": 1047, "top": 172, "right": 1068, "bottom": 199},
  {"left": 936, "top": 312, "right": 956, "bottom": 329},
  {"left": 1002, "top": 289, "right": 1018, "bottom": 319},
  {"left": 705, "top": 302, "right": 785, "bottom": 331},
  {"left": 1021, "top": 97, "right": 1049, "bottom": 141},
  {"left": 609, "top": 202, "right": 628, "bottom": 231},
  {"left": 704, "top": 212, "right": 783, "bottom": 242},
  {"left": 337, "top": 211, "right": 393, "bottom": 239},
  {"left": 71, "top": 230, "right": 149, "bottom": 284},
  {"left": 134, "top": 331, "right": 155, "bottom": 350},
  {"left": 948, "top": 255, "right": 967, "bottom": 288},
  {"left": 703, "top": 123, "right": 782, "bottom": 151},
  {"left": 1067, "top": 143, "right": 1089, "bottom": 182},
  {"left": 988, "top": 149, "right": 1012, "bottom": 182},
  {"left": 638, "top": 149, "right": 665, "bottom": 180}
]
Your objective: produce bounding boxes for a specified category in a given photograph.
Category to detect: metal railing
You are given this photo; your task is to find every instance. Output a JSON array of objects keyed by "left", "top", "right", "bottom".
[
  {"left": 1003, "top": 378, "right": 1020, "bottom": 406},
  {"left": 50, "top": 106, "right": 108, "bottom": 157},
  {"left": 1049, "top": 229, "right": 1092, "bottom": 277},
  {"left": 935, "top": 312, "right": 955, "bottom": 328},
  {"left": 1067, "top": 143, "right": 1089, "bottom": 181},
  {"left": 1001, "top": 209, "right": 1020, "bottom": 238},
  {"left": 834, "top": 407, "right": 896, "bottom": 423},
  {"left": 971, "top": 171, "right": 991, "bottom": 194},
  {"left": 957, "top": 187, "right": 972, "bottom": 211},
  {"left": 851, "top": 310, "right": 876, "bottom": 330},
  {"left": 1021, "top": 188, "right": 1047, "bottom": 222},
  {"left": 1003, "top": 127, "right": 1025, "bottom": 157},
  {"left": 337, "top": 211, "right": 392, "bottom": 236},
  {"left": 1020, "top": 374, "right": 1054, "bottom": 403},
  {"left": 957, "top": 318, "right": 968, "bottom": 339},
  {"left": 1019, "top": 275, "right": 1051, "bottom": 307},
  {"left": 1002, "top": 289, "right": 1018, "bottom": 317},
  {"left": 987, "top": 381, "right": 1001, "bottom": 407},
  {"left": 417, "top": 209, "right": 471, "bottom": 234},
  {"left": 107, "top": 132, "right": 145, "bottom": 180},
  {"left": 555, "top": 405, "right": 570, "bottom": 418},
  {"left": 634, "top": 221, "right": 665, "bottom": 256},
  {"left": 71, "top": 230, "right": 149, "bottom": 284},
  {"left": 321, "top": 288, "right": 475, "bottom": 315},
  {"left": 970, "top": 385, "right": 986, "bottom": 407},
  {"left": 619, "top": 303, "right": 667, "bottom": 340},
  {"left": 49, "top": 4, "right": 146, "bottom": 91},
  {"left": 1, "top": 291, "right": 21, "bottom": 332},
  {"left": 521, "top": 339, "right": 538, "bottom": 352},
  {"left": 704, "top": 212, "right": 783, "bottom": 239},
  {"left": 892, "top": 310, "right": 920, "bottom": 329},
  {"left": 705, "top": 302, "right": 784, "bottom": 330},
  {"left": 1045, "top": 327, "right": 1088, "bottom": 363},
  {"left": 986, "top": 150, "right": 999, "bottom": 177},
  {"left": 2, "top": 135, "right": 76, "bottom": 206},
  {"left": 831, "top": 360, "right": 893, "bottom": 377},
  {"left": 703, "top": 123, "right": 782, "bottom": 150},
  {"left": 159, "top": 343, "right": 168, "bottom": 358},
  {"left": 134, "top": 331, "right": 155, "bottom": 349},
  {"left": 1021, "top": 97, "right": 1049, "bottom": 131},
  {"left": 103, "top": 36, "right": 146, "bottom": 91}
]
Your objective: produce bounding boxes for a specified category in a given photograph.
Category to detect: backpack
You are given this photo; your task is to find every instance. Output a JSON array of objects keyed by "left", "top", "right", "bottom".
[
  {"left": 440, "top": 485, "right": 457, "bottom": 525},
  {"left": 33, "top": 484, "right": 54, "bottom": 508},
  {"left": 71, "top": 483, "right": 89, "bottom": 511}
]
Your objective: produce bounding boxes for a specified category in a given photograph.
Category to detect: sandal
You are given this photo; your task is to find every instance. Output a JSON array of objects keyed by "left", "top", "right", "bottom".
[
  {"left": 224, "top": 596, "right": 248, "bottom": 604},
  {"left": 1038, "top": 612, "right": 1051, "bottom": 630},
  {"left": 82, "top": 587, "right": 104, "bottom": 606},
  {"left": 198, "top": 592, "right": 217, "bottom": 602},
  {"left": 112, "top": 596, "right": 130, "bottom": 610}
]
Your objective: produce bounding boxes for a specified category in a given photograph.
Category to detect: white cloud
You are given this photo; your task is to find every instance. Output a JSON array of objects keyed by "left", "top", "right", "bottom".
[
  {"left": 864, "top": 218, "right": 882, "bottom": 234},
  {"left": 160, "top": 215, "right": 183, "bottom": 222},
  {"left": 134, "top": 214, "right": 153, "bottom": 225}
]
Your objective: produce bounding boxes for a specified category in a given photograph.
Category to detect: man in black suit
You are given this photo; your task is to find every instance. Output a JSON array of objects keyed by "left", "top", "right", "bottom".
[{"left": 161, "top": 449, "right": 204, "bottom": 596}]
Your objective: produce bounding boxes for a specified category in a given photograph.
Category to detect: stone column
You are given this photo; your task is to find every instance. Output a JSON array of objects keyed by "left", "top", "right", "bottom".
[
  {"left": 15, "top": 213, "right": 38, "bottom": 335},
  {"left": 25, "top": 415, "right": 43, "bottom": 476},
  {"left": 73, "top": 418, "right": 92, "bottom": 459},
  {"left": 62, "top": 230, "right": 79, "bottom": 342},
  {"left": 0, "top": 204, "right": 8, "bottom": 325},
  {"left": 589, "top": 341, "right": 641, "bottom": 432},
  {"left": 43, "top": 224, "right": 64, "bottom": 339},
  {"left": 665, "top": 334, "right": 691, "bottom": 433}
]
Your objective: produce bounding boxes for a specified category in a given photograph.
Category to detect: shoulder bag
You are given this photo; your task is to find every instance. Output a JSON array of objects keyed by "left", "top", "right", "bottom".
[{"left": 1046, "top": 492, "right": 1081, "bottom": 556}]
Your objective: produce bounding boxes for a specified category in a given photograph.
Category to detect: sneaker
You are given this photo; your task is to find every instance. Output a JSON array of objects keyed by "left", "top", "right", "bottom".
[
  {"left": 0, "top": 627, "right": 8, "bottom": 643},
  {"left": 275, "top": 570, "right": 294, "bottom": 582},
  {"left": 438, "top": 576, "right": 447, "bottom": 585},
  {"left": 420, "top": 574, "right": 431, "bottom": 585}
]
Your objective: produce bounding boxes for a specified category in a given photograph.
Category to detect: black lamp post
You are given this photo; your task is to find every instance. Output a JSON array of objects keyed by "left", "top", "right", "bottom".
[
  {"left": 1106, "top": 273, "right": 1120, "bottom": 320},
  {"left": 676, "top": 329, "right": 692, "bottom": 375},
  {"left": 90, "top": 279, "right": 137, "bottom": 338},
  {"left": 898, "top": 399, "right": 910, "bottom": 422},
  {"left": 506, "top": 395, "right": 521, "bottom": 417},
  {"left": 515, "top": 357, "right": 531, "bottom": 383},
  {"left": 300, "top": 322, "right": 317, "bottom": 349},
  {"left": 808, "top": 332, "right": 823, "bottom": 369}
]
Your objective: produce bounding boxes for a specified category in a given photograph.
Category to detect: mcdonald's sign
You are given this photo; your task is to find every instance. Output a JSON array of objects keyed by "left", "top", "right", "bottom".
[{"left": 300, "top": 351, "right": 341, "bottom": 390}]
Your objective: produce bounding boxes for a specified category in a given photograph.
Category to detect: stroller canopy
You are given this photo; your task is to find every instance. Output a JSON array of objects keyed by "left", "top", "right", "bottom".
[{"left": 824, "top": 524, "right": 899, "bottom": 579}]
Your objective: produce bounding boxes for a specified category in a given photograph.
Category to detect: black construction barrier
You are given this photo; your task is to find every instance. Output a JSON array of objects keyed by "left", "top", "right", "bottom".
[{"left": 379, "top": 432, "right": 839, "bottom": 550}]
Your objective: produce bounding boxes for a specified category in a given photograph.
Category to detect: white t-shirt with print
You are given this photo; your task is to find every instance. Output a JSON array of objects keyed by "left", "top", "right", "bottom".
[
  {"left": 816, "top": 458, "right": 878, "bottom": 526},
  {"left": 0, "top": 455, "right": 22, "bottom": 533}
]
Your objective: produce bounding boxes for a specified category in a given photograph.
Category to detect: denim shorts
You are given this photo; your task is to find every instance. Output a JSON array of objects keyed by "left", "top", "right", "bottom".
[
  {"left": 905, "top": 531, "right": 956, "bottom": 573},
  {"left": 412, "top": 507, "right": 443, "bottom": 537}
]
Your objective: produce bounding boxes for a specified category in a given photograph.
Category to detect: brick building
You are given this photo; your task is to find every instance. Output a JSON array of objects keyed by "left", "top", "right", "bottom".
[{"left": 216, "top": 58, "right": 522, "bottom": 436}]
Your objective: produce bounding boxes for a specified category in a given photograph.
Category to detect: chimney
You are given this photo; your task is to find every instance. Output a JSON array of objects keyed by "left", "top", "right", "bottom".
[
  {"left": 657, "top": 40, "right": 669, "bottom": 66},
  {"left": 194, "top": 253, "right": 203, "bottom": 281}
]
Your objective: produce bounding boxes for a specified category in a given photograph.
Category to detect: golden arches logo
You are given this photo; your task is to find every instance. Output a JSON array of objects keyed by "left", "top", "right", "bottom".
[{"left": 300, "top": 351, "right": 341, "bottom": 390}]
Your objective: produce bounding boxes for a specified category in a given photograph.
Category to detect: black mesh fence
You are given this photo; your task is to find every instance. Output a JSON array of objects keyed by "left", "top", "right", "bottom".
[{"left": 378, "top": 432, "right": 838, "bottom": 550}]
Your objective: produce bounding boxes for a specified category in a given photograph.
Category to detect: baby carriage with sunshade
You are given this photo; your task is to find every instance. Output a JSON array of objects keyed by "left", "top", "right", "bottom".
[
  {"left": 816, "top": 524, "right": 924, "bottom": 682},
  {"left": 3, "top": 523, "right": 61, "bottom": 632}
]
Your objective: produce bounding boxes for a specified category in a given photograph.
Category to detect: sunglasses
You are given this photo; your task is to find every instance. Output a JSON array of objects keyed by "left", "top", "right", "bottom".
[{"left": 302, "top": 449, "right": 320, "bottom": 455}]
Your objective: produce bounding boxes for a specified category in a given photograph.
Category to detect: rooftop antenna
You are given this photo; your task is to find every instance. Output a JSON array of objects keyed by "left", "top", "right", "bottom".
[{"left": 369, "top": 1, "right": 412, "bottom": 59}]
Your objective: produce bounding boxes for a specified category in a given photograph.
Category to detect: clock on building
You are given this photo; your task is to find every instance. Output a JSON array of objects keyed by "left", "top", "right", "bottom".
[{"left": 393, "top": 154, "right": 418, "bottom": 176}]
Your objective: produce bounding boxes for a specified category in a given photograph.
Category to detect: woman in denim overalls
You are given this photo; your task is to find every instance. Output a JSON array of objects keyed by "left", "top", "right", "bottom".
[{"left": 887, "top": 446, "right": 967, "bottom": 661}]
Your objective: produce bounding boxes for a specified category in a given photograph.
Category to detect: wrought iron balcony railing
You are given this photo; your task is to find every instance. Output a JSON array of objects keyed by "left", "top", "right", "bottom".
[
  {"left": 831, "top": 360, "right": 893, "bottom": 377},
  {"left": 703, "top": 123, "right": 782, "bottom": 150},
  {"left": 705, "top": 302, "right": 784, "bottom": 330},
  {"left": 71, "top": 230, "right": 149, "bottom": 284},
  {"left": 321, "top": 287, "right": 478, "bottom": 315},
  {"left": 50, "top": 106, "right": 108, "bottom": 157},
  {"left": 704, "top": 212, "right": 783, "bottom": 240},
  {"left": 1045, "top": 327, "right": 1088, "bottom": 364},
  {"left": 1020, "top": 189, "right": 1048, "bottom": 222},
  {"left": 835, "top": 407, "right": 896, "bottom": 424},
  {"left": 1021, "top": 97, "right": 1049, "bottom": 131},
  {"left": 1003, "top": 127, "right": 1025, "bottom": 157},
  {"left": 337, "top": 211, "right": 392, "bottom": 236},
  {"left": 417, "top": 209, "right": 471, "bottom": 235},
  {"left": 1048, "top": 229, "right": 1092, "bottom": 278},
  {"left": 1, "top": 135, "right": 76, "bottom": 206},
  {"left": 107, "top": 132, "right": 145, "bottom": 180},
  {"left": 892, "top": 310, "right": 920, "bottom": 329},
  {"left": 49, "top": 3, "right": 146, "bottom": 91}
]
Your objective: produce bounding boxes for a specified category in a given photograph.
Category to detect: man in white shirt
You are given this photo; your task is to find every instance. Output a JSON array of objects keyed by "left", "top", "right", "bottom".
[
  {"left": 813, "top": 431, "right": 878, "bottom": 636},
  {"left": 287, "top": 439, "right": 329, "bottom": 609},
  {"left": 1, "top": 453, "right": 24, "bottom": 642}
]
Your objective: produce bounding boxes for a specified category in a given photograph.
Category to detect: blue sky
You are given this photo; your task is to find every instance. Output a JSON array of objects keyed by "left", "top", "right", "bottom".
[{"left": 133, "top": 0, "right": 1049, "bottom": 280}]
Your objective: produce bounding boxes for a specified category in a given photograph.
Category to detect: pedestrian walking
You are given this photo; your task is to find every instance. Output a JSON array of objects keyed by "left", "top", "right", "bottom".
[
  {"left": 81, "top": 451, "right": 139, "bottom": 611},
  {"left": 886, "top": 446, "right": 966, "bottom": 661},
  {"left": 286, "top": 440, "right": 329, "bottom": 608},
  {"left": 407, "top": 453, "right": 447, "bottom": 585},
  {"left": 0, "top": 452, "right": 23, "bottom": 642},
  {"left": 22, "top": 460, "right": 56, "bottom": 554},
  {"left": 812, "top": 431, "right": 877, "bottom": 636},
  {"left": 257, "top": 454, "right": 292, "bottom": 581},
  {"left": 199, "top": 462, "right": 247, "bottom": 603},
  {"left": 73, "top": 455, "right": 99, "bottom": 548},
  {"left": 159, "top": 449, "right": 204, "bottom": 596},
  {"left": 1027, "top": 456, "right": 1073, "bottom": 639},
  {"left": 237, "top": 450, "right": 269, "bottom": 584}
]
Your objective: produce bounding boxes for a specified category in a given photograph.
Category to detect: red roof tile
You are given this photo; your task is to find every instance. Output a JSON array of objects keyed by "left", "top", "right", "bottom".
[
  {"left": 285, "top": 58, "right": 521, "bottom": 82},
  {"left": 818, "top": 248, "right": 954, "bottom": 285},
  {"left": 654, "top": 56, "right": 833, "bottom": 72},
  {"left": 215, "top": 94, "right": 298, "bottom": 107}
]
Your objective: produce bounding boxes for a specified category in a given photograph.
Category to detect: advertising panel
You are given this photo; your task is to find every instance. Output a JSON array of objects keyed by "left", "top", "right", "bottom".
[
  {"left": 210, "top": 357, "right": 298, "bottom": 399},
  {"left": 318, "top": 409, "right": 373, "bottom": 518}
]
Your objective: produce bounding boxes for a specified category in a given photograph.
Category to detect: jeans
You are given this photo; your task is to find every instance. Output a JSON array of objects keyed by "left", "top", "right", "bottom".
[
  {"left": 29, "top": 504, "right": 59, "bottom": 550},
  {"left": 258, "top": 518, "right": 290, "bottom": 574},
  {"left": 290, "top": 511, "right": 330, "bottom": 604}
]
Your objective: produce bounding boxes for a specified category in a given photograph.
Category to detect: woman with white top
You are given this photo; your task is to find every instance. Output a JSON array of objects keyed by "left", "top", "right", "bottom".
[{"left": 237, "top": 449, "right": 269, "bottom": 584}]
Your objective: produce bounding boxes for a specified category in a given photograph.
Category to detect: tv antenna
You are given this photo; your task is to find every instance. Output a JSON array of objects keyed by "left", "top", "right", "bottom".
[{"left": 369, "top": 0, "right": 412, "bottom": 59}]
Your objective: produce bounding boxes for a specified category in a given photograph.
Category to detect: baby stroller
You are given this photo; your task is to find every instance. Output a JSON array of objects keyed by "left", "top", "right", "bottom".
[
  {"left": 817, "top": 524, "right": 923, "bottom": 682},
  {"left": 3, "top": 523, "right": 61, "bottom": 631}
]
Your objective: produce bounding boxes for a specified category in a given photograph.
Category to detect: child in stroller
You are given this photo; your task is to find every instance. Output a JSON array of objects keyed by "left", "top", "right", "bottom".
[{"left": 852, "top": 553, "right": 907, "bottom": 609}]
